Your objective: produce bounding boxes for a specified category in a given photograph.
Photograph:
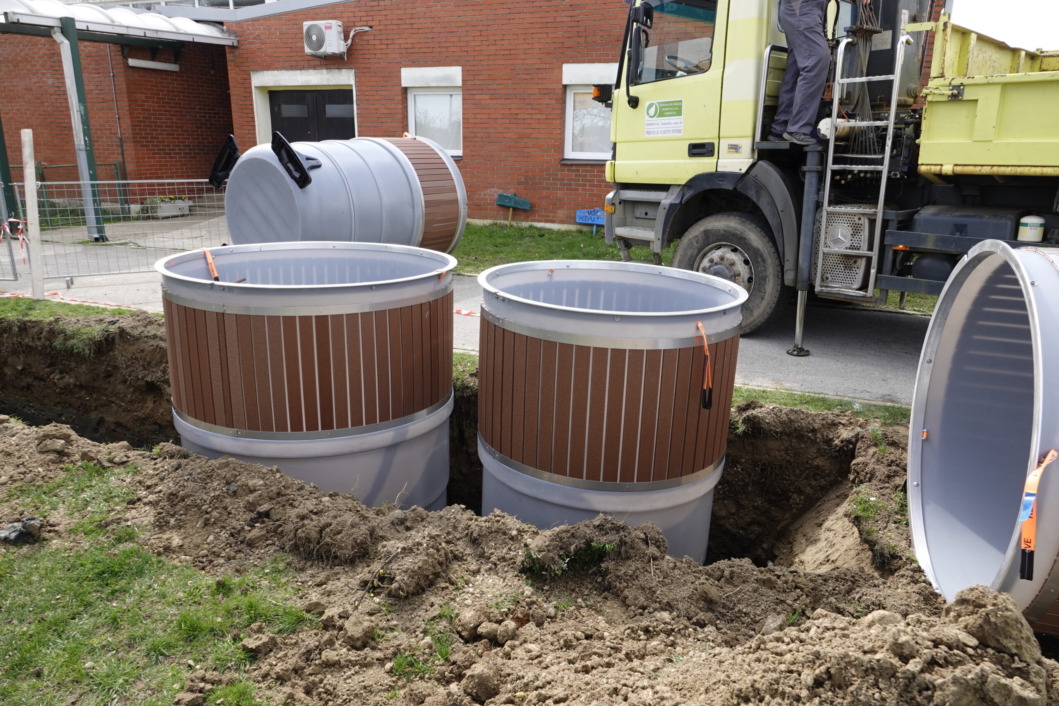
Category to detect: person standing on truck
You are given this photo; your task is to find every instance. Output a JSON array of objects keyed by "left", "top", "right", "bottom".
[{"left": 770, "top": 0, "right": 865, "bottom": 146}]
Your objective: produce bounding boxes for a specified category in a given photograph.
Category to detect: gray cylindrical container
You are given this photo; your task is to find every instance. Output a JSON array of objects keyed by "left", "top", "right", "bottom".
[
  {"left": 156, "top": 241, "right": 456, "bottom": 510},
  {"left": 477, "top": 260, "right": 747, "bottom": 562},
  {"left": 909, "top": 239, "right": 1059, "bottom": 635},
  {"left": 225, "top": 136, "right": 467, "bottom": 253}
]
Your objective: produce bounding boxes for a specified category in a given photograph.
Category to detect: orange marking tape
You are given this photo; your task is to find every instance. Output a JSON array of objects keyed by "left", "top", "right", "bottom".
[
  {"left": 204, "top": 248, "right": 220, "bottom": 281},
  {"left": 696, "top": 321, "right": 713, "bottom": 410},
  {"left": 1020, "top": 449, "right": 1057, "bottom": 580}
]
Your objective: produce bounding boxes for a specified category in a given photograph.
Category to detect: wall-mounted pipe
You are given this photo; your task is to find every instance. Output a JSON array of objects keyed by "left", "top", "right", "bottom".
[{"left": 909, "top": 239, "right": 1059, "bottom": 633}]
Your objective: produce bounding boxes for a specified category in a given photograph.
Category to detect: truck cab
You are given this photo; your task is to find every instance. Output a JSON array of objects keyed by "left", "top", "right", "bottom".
[{"left": 600, "top": 0, "right": 1059, "bottom": 339}]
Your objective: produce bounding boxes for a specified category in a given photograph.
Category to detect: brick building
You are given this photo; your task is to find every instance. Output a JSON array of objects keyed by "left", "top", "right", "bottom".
[{"left": 1, "top": 0, "right": 629, "bottom": 227}]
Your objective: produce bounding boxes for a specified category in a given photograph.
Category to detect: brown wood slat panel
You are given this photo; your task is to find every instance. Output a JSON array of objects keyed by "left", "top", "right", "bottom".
[
  {"left": 511, "top": 332, "right": 528, "bottom": 463},
  {"left": 346, "top": 312, "right": 366, "bottom": 429},
  {"left": 440, "top": 292, "right": 453, "bottom": 402},
  {"left": 162, "top": 300, "right": 183, "bottom": 413},
  {"left": 329, "top": 314, "right": 349, "bottom": 430},
  {"left": 223, "top": 313, "right": 246, "bottom": 431},
  {"left": 522, "top": 337, "right": 543, "bottom": 470},
  {"left": 204, "top": 311, "right": 227, "bottom": 427},
  {"left": 180, "top": 303, "right": 201, "bottom": 419},
  {"left": 251, "top": 316, "right": 274, "bottom": 432},
  {"left": 389, "top": 308, "right": 408, "bottom": 419},
  {"left": 1033, "top": 601, "right": 1059, "bottom": 635},
  {"left": 617, "top": 350, "right": 645, "bottom": 484},
  {"left": 192, "top": 308, "right": 214, "bottom": 426},
  {"left": 602, "top": 349, "right": 626, "bottom": 483},
  {"left": 677, "top": 345, "right": 703, "bottom": 478},
  {"left": 664, "top": 347, "right": 693, "bottom": 479},
  {"left": 637, "top": 350, "right": 664, "bottom": 482},
  {"left": 315, "top": 315, "right": 335, "bottom": 431},
  {"left": 500, "top": 328, "right": 516, "bottom": 458},
  {"left": 652, "top": 349, "right": 680, "bottom": 483},
  {"left": 709, "top": 336, "right": 740, "bottom": 469},
  {"left": 569, "top": 346, "right": 594, "bottom": 480},
  {"left": 585, "top": 347, "right": 609, "bottom": 482},
  {"left": 265, "top": 316, "right": 287, "bottom": 432},
  {"left": 237, "top": 314, "right": 259, "bottom": 432},
  {"left": 478, "top": 317, "right": 494, "bottom": 444},
  {"left": 536, "top": 340, "right": 558, "bottom": 474},
  {"left": 372, "top": 312, "right": 390, "bottom": 423},
  {"left": 297, "top": 315, "right": 319, "bottom": 432},
  {"left": 552, "top": 343, "right": 575, "bottom": 478},
  {"left": 282, "top": 317, "right": 304, "bottom": 433}
]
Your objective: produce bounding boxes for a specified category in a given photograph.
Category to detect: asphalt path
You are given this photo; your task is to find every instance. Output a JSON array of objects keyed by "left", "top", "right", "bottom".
[{"left": 4, "top": 271, "right": 932, "bottom": 406}]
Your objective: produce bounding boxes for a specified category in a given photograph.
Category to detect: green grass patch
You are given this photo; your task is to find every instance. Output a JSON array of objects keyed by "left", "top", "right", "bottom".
[
  {"left": 455, "top": 222, "right": 672, "bottom": 275},
  {"left": 0, "top": 462, "right": 313, "bottom": 705},
  {"left": 731, "top": 386, "right": 910, "bottom": 427},
  {"left": 0, "top": 297, "right": 131, "bottom": 321},
  {"left": 880, "top": 290, "right": 938, "bottom": 315}
]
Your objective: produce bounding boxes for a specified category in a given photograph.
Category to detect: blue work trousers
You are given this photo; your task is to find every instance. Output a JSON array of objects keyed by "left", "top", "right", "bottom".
[{"left": 773, "top": 0, "right": 830, "bottom": 136}]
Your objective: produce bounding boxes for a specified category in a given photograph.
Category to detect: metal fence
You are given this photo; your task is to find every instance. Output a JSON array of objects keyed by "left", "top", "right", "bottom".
[
  {"left": 0, "top": 225, "right": 19, "bottom": 281},
  {"left": 9, "top": 179, "right": 229, "bottom": 281}
]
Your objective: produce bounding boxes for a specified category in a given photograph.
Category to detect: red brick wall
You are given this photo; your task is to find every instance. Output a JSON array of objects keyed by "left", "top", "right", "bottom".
[
  {"left": 224, "top": 0, "right": 629, "bottom": 226},
  {"left": 0, "top": 35, "right": 231, "bottom": 182}
]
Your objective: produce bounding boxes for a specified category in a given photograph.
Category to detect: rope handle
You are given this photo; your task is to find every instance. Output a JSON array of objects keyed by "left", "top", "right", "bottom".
[
  {"left": 1019, "top": 448, "right": 1057, "bottom": 580},
  {"left": 697, "top": 321, "right": 713, "bottom": 410}
]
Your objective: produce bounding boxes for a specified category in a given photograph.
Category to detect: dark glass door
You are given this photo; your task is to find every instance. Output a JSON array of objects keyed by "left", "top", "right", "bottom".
[{"left": 268, "top": 89, "right": 356, "bottom": 142}]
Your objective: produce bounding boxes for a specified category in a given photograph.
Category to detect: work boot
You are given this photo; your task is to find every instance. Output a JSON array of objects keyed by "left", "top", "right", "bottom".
[
  {"left": 783, "top": 132, "right": 818, "bottom": 146},
  {"left": 766, "top": 132, "right": 786, "bottom": 142}
]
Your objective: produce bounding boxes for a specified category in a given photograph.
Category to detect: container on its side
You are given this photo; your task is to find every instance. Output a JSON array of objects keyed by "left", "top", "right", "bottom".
[
  {"left": 157, "top": 241, "right": 456, "bottom": 510},
  {"left": 909, "top": 239, "right": 1059, "bottom": 634},
  {"left": 477, "top": 260, "right": 747, "bottom": 562},
  {"left": 225, "top": 136, "right": 467, "bottom": 253}
]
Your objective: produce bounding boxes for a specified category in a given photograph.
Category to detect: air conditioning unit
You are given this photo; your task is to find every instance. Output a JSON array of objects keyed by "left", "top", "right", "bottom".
[{"left": 303, "top": 20, "right": 345, "bottom": 56}]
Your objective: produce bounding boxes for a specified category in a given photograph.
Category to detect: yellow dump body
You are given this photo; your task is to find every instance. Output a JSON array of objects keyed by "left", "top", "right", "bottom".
[{"left": 918, "top": 17, "right": 1059, "bottom": 177}]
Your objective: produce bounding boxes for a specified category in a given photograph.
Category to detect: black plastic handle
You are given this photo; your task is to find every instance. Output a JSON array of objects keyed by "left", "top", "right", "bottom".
[
  {"left": 271, "top": 132, "right": 317, "bottom": 189},
  {"left": 208, "top": 134, "right": 240, "bottom": 189}
]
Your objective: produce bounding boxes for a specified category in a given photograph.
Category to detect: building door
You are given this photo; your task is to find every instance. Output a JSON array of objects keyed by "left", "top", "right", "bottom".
[{"left": 268, "top": 89, "right": 356, "bottom": 142}]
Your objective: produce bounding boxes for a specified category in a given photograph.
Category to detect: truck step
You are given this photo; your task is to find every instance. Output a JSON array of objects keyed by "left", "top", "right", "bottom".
[
  {"left": 836, "top": 74, "right": 897, "bottom": 84},
  {"left": 613, "top": 189, "right": 667, "bottom": 203},
  {"left": 827, "top": 165, "right": 885, "bottom": 171},
  {"left": 613, "top": 226, "right": 656, "bottom": 241},
  {"left": 825, "top": 206, "right": 880, "bottom": 215},
  {"left": 814, "top": 286, "right": 876, "bottom": 301}
]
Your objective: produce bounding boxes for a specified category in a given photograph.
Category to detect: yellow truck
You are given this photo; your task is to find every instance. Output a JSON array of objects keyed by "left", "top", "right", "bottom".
[{"left": 596, "top": 0, "right": 1059, "bottom": 348}]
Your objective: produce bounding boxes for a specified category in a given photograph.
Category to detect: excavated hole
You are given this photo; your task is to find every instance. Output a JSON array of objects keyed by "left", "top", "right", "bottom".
[{"left": 0, "top": 311, "right": 878, "bottom": 571}]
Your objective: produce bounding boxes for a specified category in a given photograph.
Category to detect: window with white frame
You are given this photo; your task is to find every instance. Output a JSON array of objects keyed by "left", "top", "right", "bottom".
[
  {"left": 402, "top": 67, "right": 462, "bottom": 156},
  {"left": 562, "top": 63, "right": 617, "bottom": 161}
]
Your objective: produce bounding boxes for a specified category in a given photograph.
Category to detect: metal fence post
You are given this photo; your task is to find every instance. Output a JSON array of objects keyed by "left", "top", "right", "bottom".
[{"left": 21, "top": 130, "right": 45, "bottom": 300}]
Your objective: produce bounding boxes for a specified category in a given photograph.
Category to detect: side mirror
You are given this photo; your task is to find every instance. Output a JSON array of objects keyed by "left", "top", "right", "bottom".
[{"left": 631, "top": 3, "right": 653, "bottom": 29}]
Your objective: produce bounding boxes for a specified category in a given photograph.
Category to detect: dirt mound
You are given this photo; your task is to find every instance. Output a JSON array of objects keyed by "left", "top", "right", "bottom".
[{"left": 3, "top": 413, "right": 1058, "bottom": 704}]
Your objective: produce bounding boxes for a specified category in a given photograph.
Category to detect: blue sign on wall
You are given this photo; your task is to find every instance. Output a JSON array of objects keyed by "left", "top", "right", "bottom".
[{"left": 496, "top": 193, "right": 531, "bottom": 210}]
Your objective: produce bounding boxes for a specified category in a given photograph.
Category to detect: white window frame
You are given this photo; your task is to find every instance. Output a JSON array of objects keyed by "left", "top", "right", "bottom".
[
  {"left": 402, "top": 67, "right": 463, "bottom": 157},
  {"left": 562, "top": 63, "right": 617, "bottom": 161}
]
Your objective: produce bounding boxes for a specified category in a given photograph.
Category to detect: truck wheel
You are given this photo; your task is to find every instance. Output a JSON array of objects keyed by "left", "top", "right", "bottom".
[{"left": 672, "top": 213, "right": 784, "bottom": 334}]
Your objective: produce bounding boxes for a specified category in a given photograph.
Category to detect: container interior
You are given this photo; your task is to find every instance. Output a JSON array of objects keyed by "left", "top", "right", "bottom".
[
  {"left": 163, "top": 247, "right": 451, "bottom": 287},
  {"left": 917, "top": 254, "right": 1035, "bottom": 599},
  {"left": 484, "top": 266, "right": 740, "bottom": 313}
]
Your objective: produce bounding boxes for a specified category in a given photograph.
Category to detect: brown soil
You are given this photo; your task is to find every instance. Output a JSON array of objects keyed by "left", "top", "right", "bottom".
[{"left": 2, "top": 314, "right": 1057, "bottom": 705}]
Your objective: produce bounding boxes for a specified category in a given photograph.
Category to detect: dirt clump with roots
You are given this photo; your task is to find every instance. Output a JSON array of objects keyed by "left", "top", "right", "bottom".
[{"left": 1, "top": 313, "right": 1057, "bottom": 705}]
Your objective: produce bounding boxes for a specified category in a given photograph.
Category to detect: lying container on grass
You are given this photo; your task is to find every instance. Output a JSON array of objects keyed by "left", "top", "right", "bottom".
[
  {"left": 156, "top": 241, "right": 456, "bottom": 510},
  {"left": 909, "top": 239, "right": 1059, "bottom": 634},
  {"left": 477, "top": 260, "right": 747, "bottom": 562}
]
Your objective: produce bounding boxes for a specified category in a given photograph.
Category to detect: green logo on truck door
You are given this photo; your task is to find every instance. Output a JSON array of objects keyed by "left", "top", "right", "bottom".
[{"left": 644, "top": 99, "right": 684, "bottom": 137}]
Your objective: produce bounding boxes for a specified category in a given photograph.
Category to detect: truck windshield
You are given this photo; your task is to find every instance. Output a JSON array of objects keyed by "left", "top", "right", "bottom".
[{"left": 634, "top": 0, "right": 717, "bottom": 84}]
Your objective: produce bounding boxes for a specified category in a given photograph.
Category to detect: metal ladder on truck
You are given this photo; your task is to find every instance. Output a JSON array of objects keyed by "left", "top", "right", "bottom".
[{"left": 813, "top": 22, "right": 913, "bottom": 302}]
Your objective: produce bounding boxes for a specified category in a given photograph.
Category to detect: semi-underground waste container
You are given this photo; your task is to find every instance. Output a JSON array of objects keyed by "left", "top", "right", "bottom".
[
  {"left": 225, "top": 135, "right": 466, "bottom": 253},
  {"left": 477, "top": 260, "right": 747, "bottom": 562},
  {"left": 157, "top": 241, "right": 456, "bottom": 510},
  {"left": 909, "top": 239, "right": 1059, "bottom": 634}
]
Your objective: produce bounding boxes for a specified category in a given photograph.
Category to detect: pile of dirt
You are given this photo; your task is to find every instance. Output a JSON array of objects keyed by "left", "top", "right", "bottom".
[{"left": 2, "top": 411, "right": 1057, "bottom": 705}]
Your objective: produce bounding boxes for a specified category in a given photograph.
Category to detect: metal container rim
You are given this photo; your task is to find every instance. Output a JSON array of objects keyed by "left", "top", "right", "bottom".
[
  {"left": 477, "top": 259, "right": 749, "bottom": 318},
  {"left": 155, "top": 241, "right": 458, "bottom": 290}
]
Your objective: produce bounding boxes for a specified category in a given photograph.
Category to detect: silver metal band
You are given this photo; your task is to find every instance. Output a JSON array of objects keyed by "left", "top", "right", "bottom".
[
  {"left": 478, "top": 436, "right": 722, "bottom": 492},
  {"left": 162, "top": 283, "right": 453, "bottom": 317},
  {"left": 480, "top": 308, "right": 738, "bottom": 350},
  {"left": 174, "top": 392, "right": 452, "bottom": 440}
]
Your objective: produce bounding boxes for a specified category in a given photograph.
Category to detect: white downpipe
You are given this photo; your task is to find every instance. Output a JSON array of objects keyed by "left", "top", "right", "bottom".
[
  {"left": 20, "top": 130, "right": 44, "bottom": 300},
  {"left": 909, "top": 239, "right": 1059, "bottom": 630}
]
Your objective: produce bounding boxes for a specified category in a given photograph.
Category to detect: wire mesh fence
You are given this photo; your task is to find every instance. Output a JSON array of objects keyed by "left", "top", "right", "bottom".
[
  {"left": 0, "top": 225, "right": 20, "bottom": 281},
  {"left": 10, "top": 179, "right": 229, "bottom": 281}
]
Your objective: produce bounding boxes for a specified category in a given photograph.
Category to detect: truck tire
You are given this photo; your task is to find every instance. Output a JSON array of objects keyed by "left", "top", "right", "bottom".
[{"left": 672, "top": 213, "right": 785, "bottom": 334}]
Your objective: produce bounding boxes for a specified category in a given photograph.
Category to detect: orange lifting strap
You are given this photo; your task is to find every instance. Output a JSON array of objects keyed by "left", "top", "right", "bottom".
[
  {"left": 1020, "top": 448, "right": 1058, "bottom": 581},
  {"left": 203, "top": 248, "right": 220, "bottom": 281},
  {"left": 696, "top": 321, "right": 713, "bottom": 410}
]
